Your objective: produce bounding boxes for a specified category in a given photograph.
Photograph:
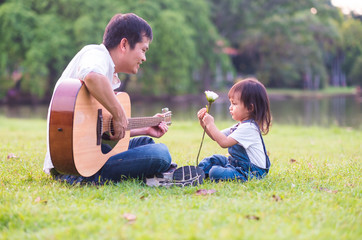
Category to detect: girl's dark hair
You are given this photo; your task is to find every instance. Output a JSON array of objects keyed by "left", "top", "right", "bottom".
[
  {"left": 228, "top": 78, "right": 272, "bottom": 134},
  {"left": 103, "top": 13, "right": 153, "bottom": 50}
]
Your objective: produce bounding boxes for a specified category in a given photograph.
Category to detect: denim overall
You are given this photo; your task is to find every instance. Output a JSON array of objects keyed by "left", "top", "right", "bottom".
[{"left": 198, "top": 120, "right": 270, "bottom": 182}]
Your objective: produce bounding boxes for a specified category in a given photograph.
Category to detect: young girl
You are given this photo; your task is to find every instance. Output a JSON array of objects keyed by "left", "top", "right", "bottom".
[{"left": 197, "top": 78, "right": 271, "bottom": 181}]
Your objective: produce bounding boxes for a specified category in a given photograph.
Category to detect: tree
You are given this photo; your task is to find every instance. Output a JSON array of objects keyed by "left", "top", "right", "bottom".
[
  {"left": 120, "top": 0, "right": 233, "bottom": 95},
  {"left": 209, "top": 0, "right": 353, "bottom": 89},
  {"left": 341, "top": 18, "right": 362, "bottom": 87},
  {"left": 0, "top": 0, "right": 233, "bottom": 99},
  {"left": 0, "top": 2, "right": 36, "bottom": 98},
  {"left": 143, "top": 10, "right": 197, "bottom": 95},
  {"left": 0, "top": 0, "right": 111, "bottom": 98},
  {"left": 1, "top": 0, "right": 360, "bottom": 100}
]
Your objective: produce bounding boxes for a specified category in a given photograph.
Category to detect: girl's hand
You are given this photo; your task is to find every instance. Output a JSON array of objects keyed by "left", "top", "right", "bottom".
[
  {"left": 202, "top": 113, "right": 214, "bottom": 126},
  {"left": 197, "top": 108, "right": 207, "bottom": 120},
  {"left": 197, "top": 108, "right": 207, "bottom": 128}
]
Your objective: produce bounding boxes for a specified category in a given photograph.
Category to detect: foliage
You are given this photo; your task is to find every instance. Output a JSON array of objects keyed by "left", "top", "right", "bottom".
[
  {"left": 341, "top": 18, "right": 362, "bottom": 86},
  {"left": 0, "top": 2, "right": 36, "bottom": 98},
  {"left": 0, "top": 118, "right": 361, "bottom": 239},
  {"left": 349, "top": 56, "right": 362, "bottom": 87},
  {"left": 0, "top": 0, "right": 99, "bottom": 98},
  {"left": 210, "top": 0, "right": 362, "bottom": 89},
  {"left": 0, "top": 0, "right": 361, "bottom": 99},
  {"left": 143, "top": 9, "right": 197, "bottom": 95},
  {"left": 0, "top": 0, "right": 232, "bottom": 98},
  {"left": 123, "top": 0, "right": 232, "bottom": 95}
]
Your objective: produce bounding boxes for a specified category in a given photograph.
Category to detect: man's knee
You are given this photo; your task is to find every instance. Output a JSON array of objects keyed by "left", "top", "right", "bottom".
[
  {"left": 157, "top": 143, "right": 171, "bottom": 163},
  {"left": 129, "top": 136, "right": 155, "bottom": 149}
]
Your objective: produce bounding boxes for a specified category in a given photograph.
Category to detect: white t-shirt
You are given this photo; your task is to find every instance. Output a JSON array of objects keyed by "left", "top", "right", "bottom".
[
  {"left": 221, "top": 121, "right": 267, "bottom": 169},
  {"left": 43, "top": 44, "right": 121, "bottom": 174}
]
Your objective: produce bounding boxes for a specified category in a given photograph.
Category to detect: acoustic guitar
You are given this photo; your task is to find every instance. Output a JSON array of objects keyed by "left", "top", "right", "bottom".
[{"left": 49, "top": 78, "right": 172, "bottom": 177}]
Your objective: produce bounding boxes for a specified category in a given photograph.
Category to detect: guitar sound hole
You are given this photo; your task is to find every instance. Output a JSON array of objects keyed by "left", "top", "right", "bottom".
[{"left": 101, "top": 132, "right": 119, "bottom": 154}]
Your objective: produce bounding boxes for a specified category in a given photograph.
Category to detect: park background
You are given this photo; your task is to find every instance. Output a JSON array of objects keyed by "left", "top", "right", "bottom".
[
  {"left": 0, "top": 0, "right": 361, "bottom": 128},
  {"left": 0, "top": 0, "right": 361, "bottom": 239}
]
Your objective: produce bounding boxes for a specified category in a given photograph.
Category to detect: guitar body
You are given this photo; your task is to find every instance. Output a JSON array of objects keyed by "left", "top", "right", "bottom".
[{"left": 49, "top": 78, "right": 131, "bottom": 177}]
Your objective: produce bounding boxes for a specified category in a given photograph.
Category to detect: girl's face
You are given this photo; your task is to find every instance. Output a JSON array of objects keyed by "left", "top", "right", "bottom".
[{"left": 229, "top": 94, "right": 250, "bottom": 122}]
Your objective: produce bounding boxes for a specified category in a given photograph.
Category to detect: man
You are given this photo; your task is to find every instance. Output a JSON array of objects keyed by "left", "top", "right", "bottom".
[{"left": 44, "top": 13, "right": 204, "bottom": 186}]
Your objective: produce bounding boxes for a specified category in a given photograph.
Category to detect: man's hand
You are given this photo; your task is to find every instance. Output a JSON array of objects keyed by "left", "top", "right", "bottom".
[
  {"left": 83, "top": 72, "right": 129, "bottom": 140},
  {"left": 110, "top": 113, "right": 128, "bottom": 140},
  {"left": 146, "top": 113, "right": 169, "bottom": 138},
  {"left": 129, "top": 113, "right": 169, "bottom": 138},
  {"left": 146, "top": 121, "right": 169, "bottom": 138}
]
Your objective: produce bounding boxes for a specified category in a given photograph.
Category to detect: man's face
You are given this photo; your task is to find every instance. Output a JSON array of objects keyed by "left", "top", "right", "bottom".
[{"left": 122, "top": 36, "right": 150, "bottom": 74}]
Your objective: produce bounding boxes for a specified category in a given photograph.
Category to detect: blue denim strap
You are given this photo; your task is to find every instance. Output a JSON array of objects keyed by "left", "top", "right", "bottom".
[{"left": 236, "top": 120, "right": 270, "bottom": 170}]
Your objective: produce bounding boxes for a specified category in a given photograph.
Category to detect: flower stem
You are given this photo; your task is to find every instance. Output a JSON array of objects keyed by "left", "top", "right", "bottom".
[
  {"left": 196, "top": 102, "right": 211, "bottom": 166},
  {"left": 196, "top": 129, "right": 206, "bottom": 166}
]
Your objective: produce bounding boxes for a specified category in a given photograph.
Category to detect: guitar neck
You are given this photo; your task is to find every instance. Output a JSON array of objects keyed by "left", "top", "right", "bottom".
[{"left": 126, "top": 116, "right": 166, "bottom": 130}]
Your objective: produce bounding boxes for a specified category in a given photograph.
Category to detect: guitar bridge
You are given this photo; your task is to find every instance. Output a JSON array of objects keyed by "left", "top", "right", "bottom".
[{"left": 96, "top": 109, "right": 103, "bottom": 145}]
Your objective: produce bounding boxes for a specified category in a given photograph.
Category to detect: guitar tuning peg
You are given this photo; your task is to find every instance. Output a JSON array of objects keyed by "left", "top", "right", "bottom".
[{"left": 161, "top": 108, "right": 169, "bottom": 113}]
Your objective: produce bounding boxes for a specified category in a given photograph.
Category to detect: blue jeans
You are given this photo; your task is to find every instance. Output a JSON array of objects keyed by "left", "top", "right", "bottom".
[
  {"left": 198, "top": 144, "right": 269, "bottom": 182},
  {"left": 54, "top": 137, "right": 171, "bottom": 184},
  {"left": 199, "top": 121, "right": 270, "bottom": 182}
]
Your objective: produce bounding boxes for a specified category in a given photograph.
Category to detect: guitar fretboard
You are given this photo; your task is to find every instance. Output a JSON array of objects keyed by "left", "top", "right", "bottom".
[
  {"left": 103, "top": 111, "right": 171, "bottom": 133},
  {"left": 126, "top": 116, "right": 166, "bottom": 130}
]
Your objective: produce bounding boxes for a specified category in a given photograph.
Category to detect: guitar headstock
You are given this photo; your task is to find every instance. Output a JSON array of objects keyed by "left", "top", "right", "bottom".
[{"left": 161, "top": 108, "right": 172, "bottom": 125}]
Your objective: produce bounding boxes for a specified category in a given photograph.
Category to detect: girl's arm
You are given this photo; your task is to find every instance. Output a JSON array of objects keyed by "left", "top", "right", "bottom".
[{"left": 202, "top": 113, "right": 238, "bottom": 148}]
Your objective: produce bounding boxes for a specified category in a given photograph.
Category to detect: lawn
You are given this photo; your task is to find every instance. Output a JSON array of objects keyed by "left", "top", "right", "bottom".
[{"left": 0, "top": 117, "right": 361, "bottom": 240}]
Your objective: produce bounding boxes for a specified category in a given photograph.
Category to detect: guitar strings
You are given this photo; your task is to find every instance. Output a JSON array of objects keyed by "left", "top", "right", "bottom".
[{"left": 102, "top": 116, "right": 170, "bottom": 132}]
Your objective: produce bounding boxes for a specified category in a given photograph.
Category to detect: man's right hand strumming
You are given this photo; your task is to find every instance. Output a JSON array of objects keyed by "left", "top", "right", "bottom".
[
  {"left": 84, "top": 72, "right": 129, "bottom": 140},
  {"left": 110, "top": 110, "right": 128, "bottom": 140}
]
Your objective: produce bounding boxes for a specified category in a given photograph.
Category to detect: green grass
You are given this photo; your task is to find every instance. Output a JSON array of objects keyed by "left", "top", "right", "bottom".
[{"left": 0, "top": 117, "right": 361, "bottom": 240}]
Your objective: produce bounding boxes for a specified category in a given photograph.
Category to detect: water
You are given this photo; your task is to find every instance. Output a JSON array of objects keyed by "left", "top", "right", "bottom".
[
  {"left": 268, "top": 95, "right": 361, "bottom": 128},
  {"left": 0, "top": 95, "right": 361, "bottom": 128}
]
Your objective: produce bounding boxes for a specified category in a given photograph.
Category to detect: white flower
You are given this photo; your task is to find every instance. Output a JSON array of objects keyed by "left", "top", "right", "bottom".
[
  {"left": 196, "top": 90, "right": 219, "bottom": 165},
  {"left": 205, "top": 91, "right": 219, "bottom": 103}
]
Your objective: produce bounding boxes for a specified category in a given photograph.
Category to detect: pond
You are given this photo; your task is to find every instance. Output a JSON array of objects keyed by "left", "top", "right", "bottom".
[{"left": 0, "top": 95, "right": 361, "bottom": 129}]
